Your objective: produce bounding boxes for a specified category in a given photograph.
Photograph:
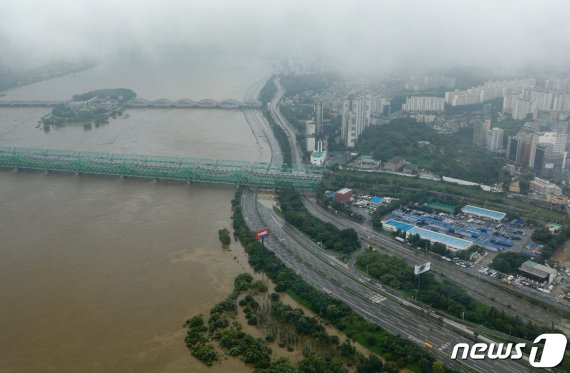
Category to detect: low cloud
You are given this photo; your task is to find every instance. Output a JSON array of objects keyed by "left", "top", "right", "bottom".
[{"left": 1, "top": 0, "right": 569, "bottom": 73}]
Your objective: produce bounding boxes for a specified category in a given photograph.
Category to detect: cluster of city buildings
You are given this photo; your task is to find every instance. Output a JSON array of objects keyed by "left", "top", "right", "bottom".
[
  {"left": 472, "top": 119, "right": 505, "bottom": 153},
  {"left": 503, "top": 84, "right": 570, "bottom": 120},
  {"left": 444, "top": 78, "right": 536, "bottom": 107},
  {"left": 445, "top": 77, "right": 570, "bottom": 121},
  {"left": 338, "top": 94, "right": 390, "bottom": 148},
  {"left": 401, "top": 96, "right": 445, "bottom": 112},
  {"left": 506, "top": 127, "right": 568, "bottom": 179}
]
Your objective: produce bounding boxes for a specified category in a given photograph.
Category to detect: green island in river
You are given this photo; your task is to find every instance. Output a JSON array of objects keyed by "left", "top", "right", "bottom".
[{"left": 40, "top": 88, "right": 136, "bottom": 129}]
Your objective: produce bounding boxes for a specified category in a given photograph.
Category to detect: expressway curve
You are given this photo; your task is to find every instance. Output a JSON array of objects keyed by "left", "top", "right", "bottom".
[{"left": 241, "top": 189, "right": 532, "bottom": 373}]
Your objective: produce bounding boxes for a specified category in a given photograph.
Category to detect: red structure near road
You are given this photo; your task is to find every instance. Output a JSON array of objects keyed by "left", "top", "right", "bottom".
[{"left": 255, "top": 228, "right": 270, "bottom": 240}]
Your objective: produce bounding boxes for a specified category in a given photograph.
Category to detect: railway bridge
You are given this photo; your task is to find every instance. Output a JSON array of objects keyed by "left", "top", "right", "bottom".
[{"left": 0, "top": 147, "right": 322, "bottom": 189}]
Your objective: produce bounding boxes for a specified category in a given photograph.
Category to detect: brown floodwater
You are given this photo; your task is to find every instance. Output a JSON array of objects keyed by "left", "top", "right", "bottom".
[
  {"left": 0, "top": 54, "right": 275, "bottom": 372},
  {"left": 0, "top": 107, "right": 270, "bottom": 161},
  {"left": 0, "top": 172, "right": 254, "bottom": 372}
]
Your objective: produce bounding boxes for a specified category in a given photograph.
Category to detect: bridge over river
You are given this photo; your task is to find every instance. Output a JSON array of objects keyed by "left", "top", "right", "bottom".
[
  {"left": 0, "top": 147, "right": 322, "bottom": 189},
  {"left": 0, "top": 98, "right": 262, "bottom": 109}
]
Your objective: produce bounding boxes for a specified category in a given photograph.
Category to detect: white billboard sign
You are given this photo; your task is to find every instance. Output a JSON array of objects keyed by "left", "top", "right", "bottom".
[{"left": 414, "top": 262, "right": 431, "bottom": 275}]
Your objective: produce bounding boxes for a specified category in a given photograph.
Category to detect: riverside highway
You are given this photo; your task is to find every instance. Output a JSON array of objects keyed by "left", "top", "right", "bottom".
[
  {"left": 301, "top": 195, "right": 570, "bottom": 336},
  {"left": 268, "top": 75, "right": 570, "bottom": 335},
  {"left": 241, "top": 76, "right": 542, "bottom": 371},
  {"left": 241, "top": 189, "right": 533, "bottom": 372},
  {"left": 242, "top": 77, "right": 284, "bottom": 168}
]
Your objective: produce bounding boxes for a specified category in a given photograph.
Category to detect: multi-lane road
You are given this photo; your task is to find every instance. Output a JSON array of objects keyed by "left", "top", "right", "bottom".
[
  {"left": 301, "top": 196, "right": 570, "bottom": 335},
  {"left": 242, "top": 77, "right": 284, "bottom": 168},
  {"left": 237, "top": 76, "right": 559, "bottom": 371},
  {"left": 241, "top": 189, "right": 532, "bottom": 372},
  {"left": 269, "top": 79, "right": 304, "bottom": 165},
  {"left": 269, "top": 75, "right": 570, "bottom": 334}
]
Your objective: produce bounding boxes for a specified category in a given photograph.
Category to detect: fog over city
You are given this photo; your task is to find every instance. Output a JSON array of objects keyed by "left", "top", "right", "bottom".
[
  {"left": 4, "top": 1, "right": 570, "bottom": 372},
  {"left": 2, "top": 0, "right": 570, "bottom": 73}
]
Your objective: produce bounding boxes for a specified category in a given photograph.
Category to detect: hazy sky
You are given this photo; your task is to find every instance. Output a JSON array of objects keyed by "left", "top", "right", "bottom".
[{"left": 1, "top": 0, "right": 569, "bottom": 73}]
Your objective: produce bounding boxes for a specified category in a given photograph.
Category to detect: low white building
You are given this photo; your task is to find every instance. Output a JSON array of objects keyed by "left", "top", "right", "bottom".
[{"left": 310, "top": 141, "right": 326, "bottom": 166}]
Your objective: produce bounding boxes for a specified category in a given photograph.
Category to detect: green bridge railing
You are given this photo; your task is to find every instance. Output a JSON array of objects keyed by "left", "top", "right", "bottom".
[{"left": 0, "top": 147, "right": 323, "bottom": 189}]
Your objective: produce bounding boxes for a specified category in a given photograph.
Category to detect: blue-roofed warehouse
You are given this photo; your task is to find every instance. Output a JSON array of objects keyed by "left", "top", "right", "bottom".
[
  {"left": 461, "top": 205, "right": 506, "bottom": 221},
  {"left": 383, "top": 219, "right": 473, "bottom": 251},
  {"left": 408, "top": 227, "right": 473, "bottom": 251},
  {"left": 382, "top": 219, "right": 414, "bottom": 232}
]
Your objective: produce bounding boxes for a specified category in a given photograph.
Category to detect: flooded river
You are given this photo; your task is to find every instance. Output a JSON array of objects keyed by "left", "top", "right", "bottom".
[{"left": 0, "top": 54, "right": 272, "bottom": 372}]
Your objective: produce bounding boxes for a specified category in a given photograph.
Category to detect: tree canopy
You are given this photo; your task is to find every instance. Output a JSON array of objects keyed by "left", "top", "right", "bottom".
[{"left": 356, "top": 118, "right": 500, "bottom": 183}]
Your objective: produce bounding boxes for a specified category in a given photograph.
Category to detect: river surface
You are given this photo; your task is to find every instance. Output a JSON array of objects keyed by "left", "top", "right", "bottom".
[
  {"left": 1, "top": 54, "right": 272, "bottom": 101},
  {"left": 0, "top": 107, "right": 270, "bottom": 161},
  {"left": 0, "top": 54, "right": 272, "bottom": 372}
]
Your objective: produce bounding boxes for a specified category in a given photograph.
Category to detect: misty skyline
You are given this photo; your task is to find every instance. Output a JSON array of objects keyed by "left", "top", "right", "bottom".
[{"left": 1, "top": 0, "right": 570, "bottom": 74}]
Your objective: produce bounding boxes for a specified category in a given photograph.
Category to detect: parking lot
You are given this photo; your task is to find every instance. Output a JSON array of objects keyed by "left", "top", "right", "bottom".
[
  {"left": 385, "top": 207, "right": 533, "bottom": 252},
  {"left": 351, "top": 193, "right": 395, "bottom": 214}
]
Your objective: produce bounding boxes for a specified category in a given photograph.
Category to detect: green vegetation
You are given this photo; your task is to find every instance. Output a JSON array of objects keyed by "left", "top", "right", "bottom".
[
  {"left": 264, "top": 108, "right": 292, "bottom": 167},
  {"left": 218, "top": 228, "right": 231, "bottom": 245},
  {"left": 258, "top": 80, "right": 293, "bottom": 168},
  {"left": 387, "top": 95, "right": 407, "bottom": 112},
  {"left": 184, "top": 274, "right": 272, "bottom": 368},
  {"left": 356, "top": 251, "right": 557, "bottom": 340},
  {"left": 532, "top": 227, "right": 570, "bottom": 261},
  {"left": 489, "top": 252, "right": 528, "bottom": 274},
  {"left": 231, "top": 191, "right": 443, "bottom": 372},
  {"left": 356, "top": 118, "right": 500, "bottom": 183},
  {"left": 72, "top": 88, "right": 136, "bottom": 102},
  {"left": 184, "top": 314, "right": 219, "bottom": 366},
  {"left": 423, "top": 198, "right": 458, "bottom": 214},
  {"left": 42, "top": 88, "right": 136, "bottom": 128},
  {"left": 279, "top": 73, "right": 338, "bottom": 97},
  {"left": 330, "top": 199, "right": 365, "bottom": 223},
  {"left": 278, "top": 188, "right": 360, "bottom": 253},
  {"left": 493, "top": 118, "right": 526, "bottom": 140},
  {"left": 281, "top": 104, "right": 314, "bottom": 132},
  {"left": 259, "top": 78, "right": 277, "bottom": 105},
  {"left": 185, "top": 269, "right": 391, "bottom": 371}
]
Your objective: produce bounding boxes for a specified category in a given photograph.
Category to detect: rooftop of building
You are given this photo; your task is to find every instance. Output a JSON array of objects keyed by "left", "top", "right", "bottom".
[
  {"left": 383, "top": 219, "right": 415, "bottom": 232},
  {"left": 387, "top": 156, "right": 405, "bottom": 164},
  {"left": 520, "top": 261, "right": 557, "bottom": 276},
  {"left": 408, "top": 226, "right": 473, "bottom": 251},
  {"left": 311, "top": 151, "right": 325, "bottom": 159},
  {"left": 337, "top": 188, "right": 352, "bottom": 194},
  {"left": 462, "top": 205, "right": 506, "bottom": 220}
]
